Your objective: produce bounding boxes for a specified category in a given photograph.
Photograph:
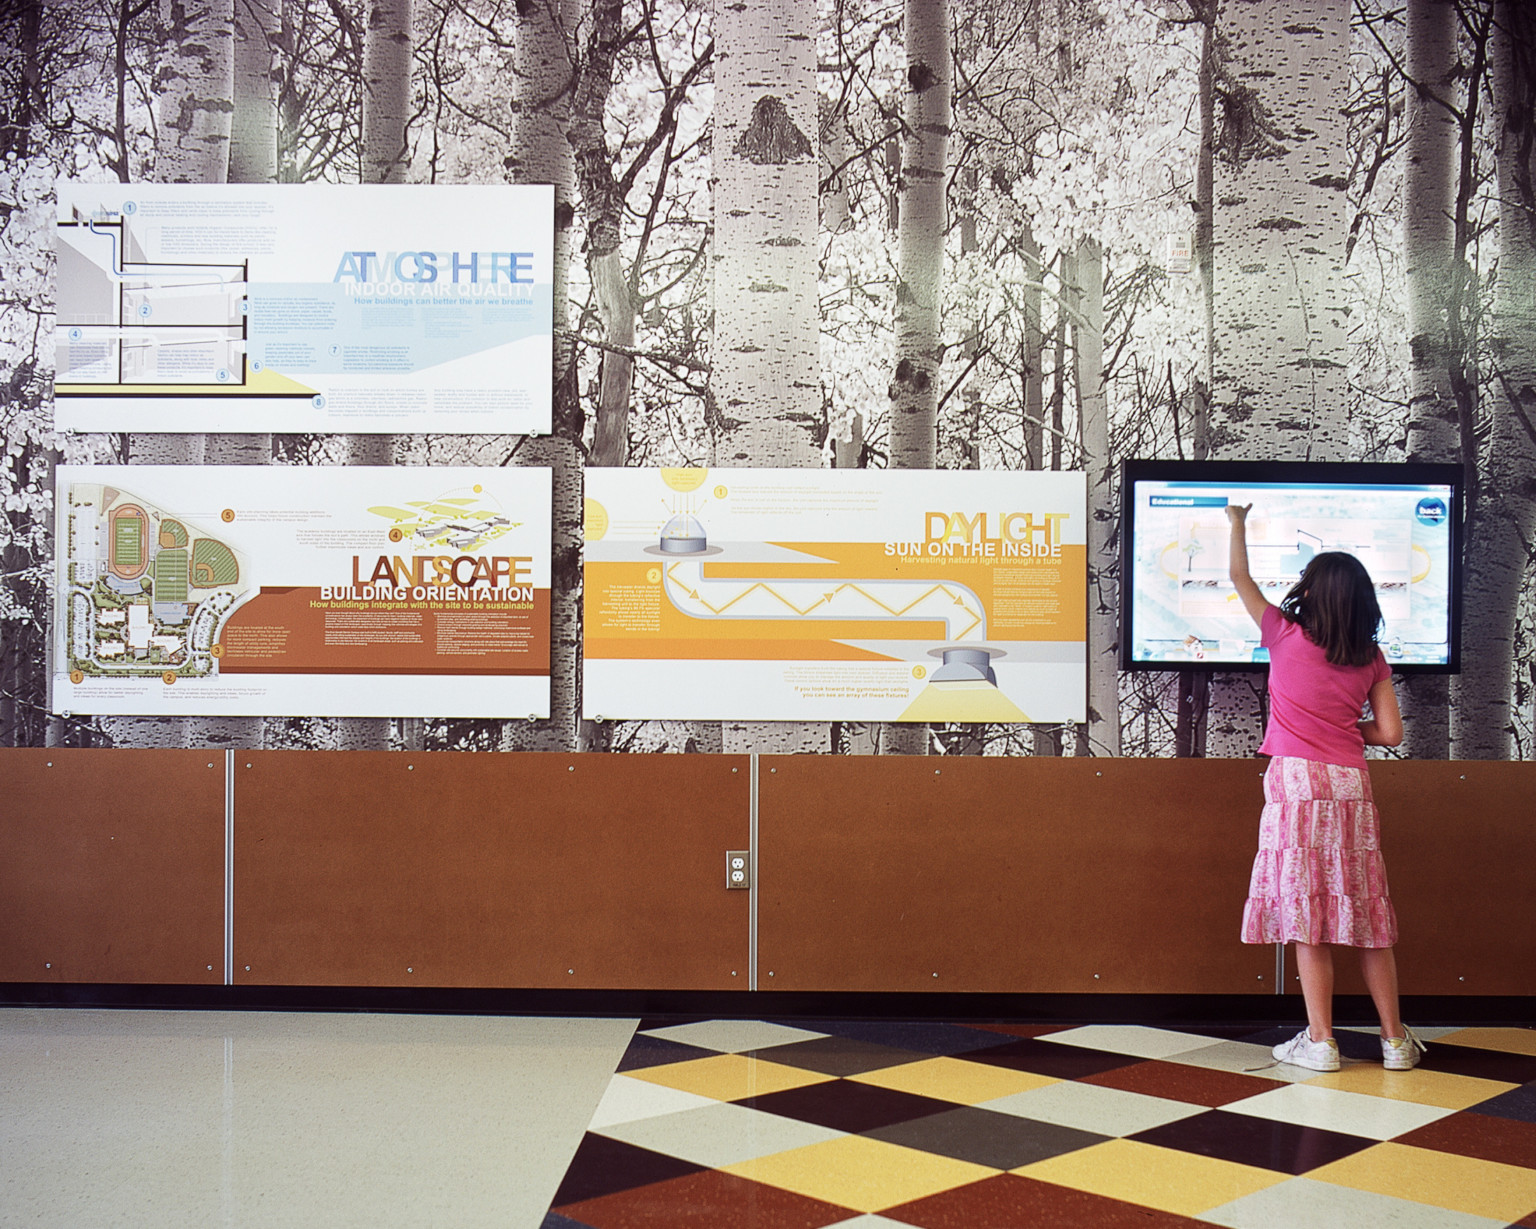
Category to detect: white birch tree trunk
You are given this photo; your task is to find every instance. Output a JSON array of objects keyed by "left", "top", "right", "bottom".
[
  {"left": 1398, "top": 0, "right": 1460, "bottom": 758},
  {"left": 876, "top": 0, "right": 949, "bottom": 758},
  {"left": 1455, "top": 1, "right": 1536, "bottom": 759},
  {"left": 106, "top": 0, "right": 232, "bottom": 749},
  {"left": 1206, "top": 0, "right": 1350, "bottom": 757},
  {"left": 568, "top": 0, "right": 632, "bottom": 470},
  {"left": 362, "top": 0, "right": 411, "bottom": 185},
  {"left": 1075, "top": 237, "right": 1118, "bottom": 756},
  {"left": 338, "top": 0, "right": 413, "bottom": 751},
  {"left": 714, "top": 0, "right": 824, "bottom": 755},
  {"left": 153, "top": 0, "right": 235, "bottom": 183},
  {"left": 504, "top": 0, "right": 582, "bottom": 754},
  {"left": 711, "top": 0, "right": 818, "bottom": 468},
  {"left": 888, "top": 0, "right": 949, "bottom": 472},
  {"left": 230, "top": 0, "right": 279, "bottom": 183},
  {"left": 197, "top": 0, "right": 281, "bottom": 752}
]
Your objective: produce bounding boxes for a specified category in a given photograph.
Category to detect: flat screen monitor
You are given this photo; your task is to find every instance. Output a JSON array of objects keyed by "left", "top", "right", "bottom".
[{"left": 1119, "top": 459, "right": 1462, "bottom": 673}]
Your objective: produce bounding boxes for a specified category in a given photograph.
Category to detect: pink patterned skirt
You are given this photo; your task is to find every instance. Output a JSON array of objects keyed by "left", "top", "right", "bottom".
[{"left": 1241, "top": 756, "right": 1398, "bottom": 948}]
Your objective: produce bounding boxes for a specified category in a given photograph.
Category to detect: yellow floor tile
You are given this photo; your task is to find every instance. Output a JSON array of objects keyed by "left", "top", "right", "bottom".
[
  {"left": 1015, "top": 1138, "right": 1287, "bottom": 1218},
  {"left": 624, "top": 1054, "right": 834, "bottom": 1101},
  {"left": 846, "top": 1056, "right": 1058, "bottom": 1104},
  {"left": 1437, "top": 1027, "right": 1536, "bottom": 1057},
  {"left": 1308, "top": 1141, "right": 1536, "bottom": 1222},
  {"left": 1300, "top": 1064, "right": 1517, "bottom": 1110},
  {"left": 721, "top": 1134, "right": 997, "bottom": 1214}
]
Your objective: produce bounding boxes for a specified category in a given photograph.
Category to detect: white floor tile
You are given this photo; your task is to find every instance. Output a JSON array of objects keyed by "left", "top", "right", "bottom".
[
  {"left": 1220, "top": 1081, "right": 1455, "bottom": 1140},
  {"left": 979, "top": 1078, "right": 1203, "bottom": 1136},
  {"left": 1161, "top": 1040, "right": 1341, "bottom": 1083},
  {"left": 1039, "top": 1024, "right": 1229, "bottom": 1060},
  {"left": 1201, "top": 1175, "right": 1509, "bottom": 1229},
  {"left": 0, "top": 1009, "right": 634, "bottom": 1229},
  {"left": 595, "top": 1100, "right": 843, "bottom": 1167},
  {"left": 639, "top": 1019, "right": 829, "bottom": 1053},
  {"left": 585, "top": 1073, "right": 719, "bottom": 1129}
]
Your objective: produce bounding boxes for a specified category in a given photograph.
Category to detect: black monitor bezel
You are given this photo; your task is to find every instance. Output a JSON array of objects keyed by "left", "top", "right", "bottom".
[{"left": 1118, "top": 458, "right": 1464, "bottom": 674}]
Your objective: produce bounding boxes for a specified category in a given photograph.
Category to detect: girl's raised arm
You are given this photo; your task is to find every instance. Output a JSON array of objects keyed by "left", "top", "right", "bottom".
[{"left": 1225, "top": 503, "right": 1271, "bottom": 626}]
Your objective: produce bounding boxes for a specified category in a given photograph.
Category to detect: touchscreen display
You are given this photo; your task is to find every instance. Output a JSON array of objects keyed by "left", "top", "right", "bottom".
[{"left": 1121, "top": 465, "right": 1458, "bottom": 670}]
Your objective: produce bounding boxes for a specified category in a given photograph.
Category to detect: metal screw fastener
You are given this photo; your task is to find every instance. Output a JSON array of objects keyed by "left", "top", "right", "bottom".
[
  {"left": 934, "top": 769, "right": 941, "bottom": 775},
  {"left": 932, "top": 972, "right": 939, "bottom": 978},
  {"left": 245, "top": 966, "right": 250, "bottom": 971},
  {"left": 407, "top": 967, "right": 413, "bottom": 973},
  {"left": 731, "top": 971, "right": 737, "bottom": 976},
  {"left": 1094, "top": 973, "right": 1100, "bottom": 979},
  {"left": 568, "top": 969, "right": 574, "bottom": 975},
  {"left": 768, "top": 971, "right": 775, "bottom": 977},
  {"left": 568, "top": 765, "right": 574, "bottom": 772},
  {"left": 45, "top": 962, "right": 51, "bottom": 969},
  {"left": 407, "top": 764, "right": 414, "bottom": 770},
  {"left": 207, "top": 965, "right": 213, "bottom": 972},
  {"left": 246, "top": 762, "right": 252, "bottom": 768},
  {"left": 207, "top": 763, "right": 214, "bottom": 768},
  {"left": 46, "top": 761, "right": 52, "bottom": 767}
]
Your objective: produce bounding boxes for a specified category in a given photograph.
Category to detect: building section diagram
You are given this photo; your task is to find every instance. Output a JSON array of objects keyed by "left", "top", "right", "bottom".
[
  {"left": 60, "top": 482, "right": 249, "bottom": 683},
  {"left": 53, "top": 182, "right": 555, "bottom": 435}
]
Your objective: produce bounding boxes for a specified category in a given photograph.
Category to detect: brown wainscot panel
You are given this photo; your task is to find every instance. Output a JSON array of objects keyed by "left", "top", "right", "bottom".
[
  {"left": 1322, "top": 760, "right": 1535, "bottom": 998},
  {"left": 233, "top": 751, "right": 750, "bottom": 988},
  {"left": 0, "top": 748, "right": 225, "bottom": 984},
  {"left": 757, "top": 756, "right": 1273, "bottom": 994}
]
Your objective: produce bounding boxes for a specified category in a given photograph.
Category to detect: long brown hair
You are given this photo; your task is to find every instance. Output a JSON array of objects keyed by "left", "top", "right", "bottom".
[{"left": 1279, "top": 552, "right": 1383, "bottom": 667}]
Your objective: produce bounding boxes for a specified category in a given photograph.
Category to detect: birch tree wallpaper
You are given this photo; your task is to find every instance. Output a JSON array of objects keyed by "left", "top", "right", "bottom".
[{"left": 0, "top": 0, "right": 1532, "bottom": 761}]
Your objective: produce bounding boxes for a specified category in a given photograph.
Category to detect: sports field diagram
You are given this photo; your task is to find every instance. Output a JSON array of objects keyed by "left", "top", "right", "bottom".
[
  {"left": 60, "top": 482, "right": 250, "bottom": 683},
  {"left": 53, "top": 464, "right": 553, "bottom": 718}
]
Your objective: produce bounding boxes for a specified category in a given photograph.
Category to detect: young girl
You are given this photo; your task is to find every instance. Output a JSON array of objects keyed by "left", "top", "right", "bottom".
[{"left": 1225, "top": 503, "right": 1425, "bottom": 1072}]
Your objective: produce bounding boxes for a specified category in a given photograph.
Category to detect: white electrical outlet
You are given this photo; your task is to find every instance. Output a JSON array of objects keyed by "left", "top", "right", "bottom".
[{"left": 726, "top": 850, "right": 750, "bottom": 890}]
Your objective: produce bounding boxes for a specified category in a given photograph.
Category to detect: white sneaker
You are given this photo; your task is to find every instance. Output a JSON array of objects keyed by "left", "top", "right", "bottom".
[
  {"left": 1382, "top": 1026, "right": 1427, "bottom": 1071},
  {"left": 1272, "top": 1029, "right": 1341, "bottom": 1071}
]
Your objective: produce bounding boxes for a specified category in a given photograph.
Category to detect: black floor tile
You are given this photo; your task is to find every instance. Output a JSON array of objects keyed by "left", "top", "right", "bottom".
[
  {"left": 864, "top": 1104, "right": 1109, "bottom": 1170},
  {"left": 963, "top": 1036, "right": 1145, "bottom": 1080},
  {"left": 736, "top": 1078, "right": 956, "bottom": 1133},
  {"left": 1128, "top": 1108, "right": 1376, "bottom": 1175},
  {"left": 783, "top": 1019, "right": 1020, "bottom": 1056},
  {"left": 1470, "top": 1081, "right": 1536, "bottom": 1126},
  {"left": 616, "top": 1033, "right": 718, "bottom": 1072},
  {"left": 549, "top": 1133, "right": 705, "bottom": 1207},
  {"left": 751, "top": 1034, "right": 933, "bottom": 1076}
]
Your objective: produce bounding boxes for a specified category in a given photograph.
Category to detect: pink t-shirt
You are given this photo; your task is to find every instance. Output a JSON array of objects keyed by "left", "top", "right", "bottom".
[{"left": 1259, "top": 604, "right": 1390, "bottom": 769}]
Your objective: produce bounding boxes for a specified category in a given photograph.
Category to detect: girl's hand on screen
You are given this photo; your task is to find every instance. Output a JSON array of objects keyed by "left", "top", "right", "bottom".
[{"left": 1225, "top": 502, "right": 1252, "bottom": 525}]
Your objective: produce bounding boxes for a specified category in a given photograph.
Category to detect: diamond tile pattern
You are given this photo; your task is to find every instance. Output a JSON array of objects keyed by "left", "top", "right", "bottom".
[{"left": 546, "top": 1022, "right": 1536, "bottom": 1228}]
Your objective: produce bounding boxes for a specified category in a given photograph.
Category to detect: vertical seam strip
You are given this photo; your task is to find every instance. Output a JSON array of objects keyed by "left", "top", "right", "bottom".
[
  {"left": 749, "top": 753, "right": 759, "bottom": 992},
  {"left": 225, "top": 749, "right": 234, "bottom": 986}
]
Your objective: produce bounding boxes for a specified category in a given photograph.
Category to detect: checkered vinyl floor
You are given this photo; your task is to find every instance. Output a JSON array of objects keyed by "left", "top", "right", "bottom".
[{"left": 542, "top": 1019, "right": 1536, "bottom": 1228}]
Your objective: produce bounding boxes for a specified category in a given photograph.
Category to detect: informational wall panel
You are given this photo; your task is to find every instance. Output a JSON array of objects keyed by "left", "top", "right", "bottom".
[
  {"left": 583, "top": 468, "right": 1087, "bottom": 722},
  {"left": 54, "top": 182, "right": 552, "bottom": 434},
  {"left": 53, "top": 465, "right": 551, "bottom": 717}
]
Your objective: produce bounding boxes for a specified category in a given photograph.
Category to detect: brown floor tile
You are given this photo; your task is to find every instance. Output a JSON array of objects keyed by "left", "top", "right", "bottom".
[
  {"left": 1079, "top": 1059, "right": 1289, "bottom": 1107},
  {"left": 557, "top": 1168, "right": 857, "bottom": 1229},
  {"left": 964, "top": 1037, "right": 1144, "bottom": 1080},
  {"left": 1393, "top": 1111, "right": 1536, "bottom": 1170},
  {"left": 883, "top": 1172, "right": 1210, "bottom": 1228}
]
